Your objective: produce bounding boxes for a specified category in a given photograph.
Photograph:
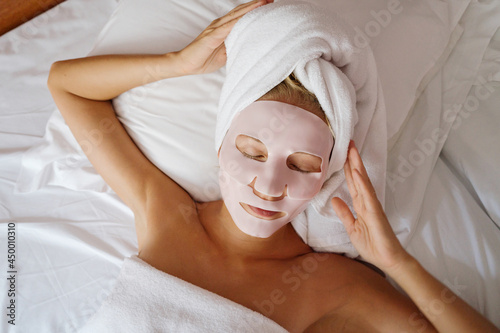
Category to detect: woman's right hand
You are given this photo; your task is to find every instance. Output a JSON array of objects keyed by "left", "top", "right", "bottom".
[
  {"left": 331, "top": 141, "right": 411, "bottom": 273},
  {"left": 175, "top": 0, "right": 273, "bottom": 76}
]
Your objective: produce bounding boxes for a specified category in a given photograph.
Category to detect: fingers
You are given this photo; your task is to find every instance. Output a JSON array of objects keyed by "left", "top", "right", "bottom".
[
  {"left": 201, "top": 0, "right": 270, "bottom": 47},
  {"left": 346, "top": 141, "right": 383, "bottom": 212},
  {"left": 195, "top": 15, "right": 243, "bottom": 51},
  {"left": 344, "top": 159, "right": 358, "bottom": 198},
  {"left": 331, "top": 197, "right": 356, "bottom": 234},
  {"left": 212, "top": 0, "right": 271, "bottom": 28},
  {"left": 352, "top": 169, "right": 383, "bottom": 212},
  {"left": 348, "top": 141, "right": 368, "bottom": 178},
  {"left": 348, "top": 142, "right": 376, "bottom": 192}
]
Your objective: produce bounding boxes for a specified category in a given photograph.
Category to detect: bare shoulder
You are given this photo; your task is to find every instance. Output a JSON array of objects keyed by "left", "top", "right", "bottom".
[
  {"left": 284, "top": 253, "right": 370, "bottom": 331},
  {"left": 302, "top": 253, "right": 429, "bottom": 332}
]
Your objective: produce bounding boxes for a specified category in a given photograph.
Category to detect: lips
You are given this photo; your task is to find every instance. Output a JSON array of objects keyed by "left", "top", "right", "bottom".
[{"left": 240, "top": 202, "right": 286, "bottom": 220}]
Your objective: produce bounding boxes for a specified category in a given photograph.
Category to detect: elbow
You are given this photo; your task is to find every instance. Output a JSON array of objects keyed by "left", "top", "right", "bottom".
[{"left": 47, "top": 61, "right": 64, "bottom": 91}]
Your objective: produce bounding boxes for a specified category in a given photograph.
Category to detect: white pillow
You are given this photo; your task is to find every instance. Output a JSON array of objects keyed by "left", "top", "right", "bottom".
[
  {"left": 17, "top": 0, "right": 470, "bottom": 201},
  {"left": 314, "top": 0, "right": 470, "bottom": 139}
]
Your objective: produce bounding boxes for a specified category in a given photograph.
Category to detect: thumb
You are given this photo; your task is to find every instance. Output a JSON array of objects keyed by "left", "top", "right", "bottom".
[{"left": 331, "top": 197, "right": 356, "bottom": 234}]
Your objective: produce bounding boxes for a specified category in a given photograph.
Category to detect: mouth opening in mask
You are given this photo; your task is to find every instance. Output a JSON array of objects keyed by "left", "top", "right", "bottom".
[{"left": 240, "top": 202, "right": 287, "bottom": 220}]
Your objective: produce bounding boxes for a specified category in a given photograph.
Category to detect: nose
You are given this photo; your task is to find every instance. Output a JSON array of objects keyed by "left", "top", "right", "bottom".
[{"left": 248, "top": 177, "right": 287, "bottom": 201}]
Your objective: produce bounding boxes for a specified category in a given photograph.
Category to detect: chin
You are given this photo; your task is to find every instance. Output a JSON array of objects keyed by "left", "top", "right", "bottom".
[{"left": 233, "top": 215, "right": 291, "bottom": 238}]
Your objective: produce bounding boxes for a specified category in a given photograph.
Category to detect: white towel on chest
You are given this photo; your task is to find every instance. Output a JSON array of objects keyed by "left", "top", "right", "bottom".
[
  {"left": 80, "top": 255, "right": 288, "bottom": 333},
  {"left": 214, "top": 0, "right": 387, "bottom": 257}
]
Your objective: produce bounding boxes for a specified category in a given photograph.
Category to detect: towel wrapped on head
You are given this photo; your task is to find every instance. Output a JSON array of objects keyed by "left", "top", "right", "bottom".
[{"left": 215, "top": 0, "right": 387, "bottom": 257}]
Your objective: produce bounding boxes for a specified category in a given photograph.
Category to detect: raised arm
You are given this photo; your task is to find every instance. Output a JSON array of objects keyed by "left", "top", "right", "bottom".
[
  {"left": 47, "top": 0, "right": 273, "bottom": 246},
  {"left": 47, "top": 54, "right": 184, "bottom": 212},
  {"left": 47, "top": 53, "right": 193, "bottom": 250},
  {"left": 331, "top": 141, "right": 499, "bottom": 333}
]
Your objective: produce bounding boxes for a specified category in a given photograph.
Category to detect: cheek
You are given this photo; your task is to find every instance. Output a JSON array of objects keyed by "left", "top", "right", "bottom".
[
  {"left": 221, "top": 149, "right": 327, "bottom": 199},
  {"left": 220, "top": 144, "right": 259, "bottom": 183},
  {"left": 286, "top": 173, "right": 325, "bottom": 199}
]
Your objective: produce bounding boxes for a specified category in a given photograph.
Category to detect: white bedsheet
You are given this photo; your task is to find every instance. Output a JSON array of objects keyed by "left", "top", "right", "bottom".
[{"left": 0, "top": 0, "right": 499, "bottom": 332}]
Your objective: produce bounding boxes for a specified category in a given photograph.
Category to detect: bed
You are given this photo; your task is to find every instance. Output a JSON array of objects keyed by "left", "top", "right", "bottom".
[{"left": 0, "top": 0, "right": 499, "bottom": 332}]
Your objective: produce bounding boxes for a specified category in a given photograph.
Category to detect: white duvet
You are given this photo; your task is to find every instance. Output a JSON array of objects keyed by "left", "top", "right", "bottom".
[{"left": 0, "top": 0, "right": 499, "bottom": 332}]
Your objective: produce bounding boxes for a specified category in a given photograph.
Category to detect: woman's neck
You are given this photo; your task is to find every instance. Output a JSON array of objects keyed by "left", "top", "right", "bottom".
[{"left": 196, "top": 200, "right": 312, "bottom": 263}]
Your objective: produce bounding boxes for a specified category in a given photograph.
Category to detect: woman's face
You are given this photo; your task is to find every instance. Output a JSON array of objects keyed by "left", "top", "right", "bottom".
[{"left": 218, "top": 101, "right": 334, "bottom": 238}]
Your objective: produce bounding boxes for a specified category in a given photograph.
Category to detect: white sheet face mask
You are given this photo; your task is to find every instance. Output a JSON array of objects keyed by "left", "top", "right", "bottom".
[{"left": 218, "top": 101, "right": 334, "bottom": 238}]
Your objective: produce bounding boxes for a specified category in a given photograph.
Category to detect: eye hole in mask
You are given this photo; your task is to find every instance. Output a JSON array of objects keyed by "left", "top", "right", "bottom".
[
  {"left": 235, "top": 134, "right": 268, "bottom": 161},
  {"left": 286, "top": 152, "right": 322, "bottom": 173},
  {"left": 235, "top": 134, "right": 322, "bottom": 174}
]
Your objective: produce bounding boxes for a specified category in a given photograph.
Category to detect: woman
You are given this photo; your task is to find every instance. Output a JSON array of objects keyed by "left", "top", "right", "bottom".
[{"left": 47, "top": 0, "right": 498, "bottom": 332}]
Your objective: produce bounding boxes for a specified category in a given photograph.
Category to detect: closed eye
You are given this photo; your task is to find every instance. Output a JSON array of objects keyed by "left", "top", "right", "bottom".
[
  {"left": 286, "top": 152, "right": 322, "bottom": 173},
  {"left": 235, "top": 134, "right": 268, "bottom": 162},
  {"left": 289, "top": 164, "right": 311, "bottom": 173},
  {"left": 242, "top": 152, "right": 266, "bottom": 161}
]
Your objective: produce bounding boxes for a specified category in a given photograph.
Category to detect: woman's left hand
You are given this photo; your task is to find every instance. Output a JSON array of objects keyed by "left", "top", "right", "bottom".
[
  {"left": 331, "top": 141, "right": 410, "bottom": 273},
  {"left": 176, "top": 0, "right": 273, "bottom": 76}
]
